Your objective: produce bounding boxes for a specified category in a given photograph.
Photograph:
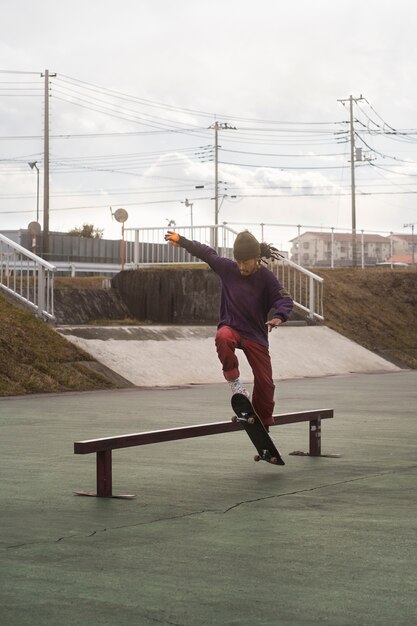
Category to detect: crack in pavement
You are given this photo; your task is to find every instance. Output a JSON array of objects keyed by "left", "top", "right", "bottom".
[
  {"left": 117, "top": 609, "right": 184, "bottom": 626},
  {"left": 5, "top": 464, "right": 417, "bottom": 550},
  {"left": 59, "top": 508, "right": 220, "bottom": 542},
  {"left": 222, "top": 464, "right": 417, "bottom": 513},
  {"left": 5, "top": 509, "right": 219, "bottom": 550}
]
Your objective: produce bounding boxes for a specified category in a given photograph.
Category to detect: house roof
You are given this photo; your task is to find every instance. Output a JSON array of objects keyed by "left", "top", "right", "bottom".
[
  {"left": 289, "top": 231, "right": 389, "bottom": 243},
  {"left": 387, "top": 254, "right": 414, "bottom": 263},
  {"left": 390, "top": 234, "right": 416, "bottom": 242}
]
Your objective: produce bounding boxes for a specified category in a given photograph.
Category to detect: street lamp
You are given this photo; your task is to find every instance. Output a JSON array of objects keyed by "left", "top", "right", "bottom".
[
  {"left": 403, "top": 223, "right": 416, "bottom": 267},
  {"left": 184, "top": 198, "right": 194, "bottom": 227},
  {"left": 182, "top": 198, "right": 194, "bottom": 240},
  {"left": 28, "top": 161, "right": 40, "bottom": 222}
]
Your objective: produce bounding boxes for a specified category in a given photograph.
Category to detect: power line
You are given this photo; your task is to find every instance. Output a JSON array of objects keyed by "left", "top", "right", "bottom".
[
  {"left": 220, "top": 147, "right": 347, "bottom": 158},
  {"left": 51, "top": 82, "right": 205, "bottom": 131},
  {"left": 0, "top": 70, "right": 41, "bottom": 75},
  {"left": 56, "top": 73, "right": 340, "bottom": 126},
  {"left": 219, "top": 160, "right": 347, "bottom": 170}
]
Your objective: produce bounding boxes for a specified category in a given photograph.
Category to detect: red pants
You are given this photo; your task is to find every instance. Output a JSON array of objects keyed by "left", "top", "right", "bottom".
[{"left": 215, "top": 326, "right": 275, "bottom": 426}]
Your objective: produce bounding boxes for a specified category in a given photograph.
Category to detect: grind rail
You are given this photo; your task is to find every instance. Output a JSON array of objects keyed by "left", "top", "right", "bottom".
[{"left": 74, "top": 408, "right": 334, "bottom": 498}]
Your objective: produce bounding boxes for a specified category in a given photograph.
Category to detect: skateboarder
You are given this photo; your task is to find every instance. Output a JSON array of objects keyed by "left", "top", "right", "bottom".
[{"left": 165, "top": 230, "right": 294, "bottom": 428}]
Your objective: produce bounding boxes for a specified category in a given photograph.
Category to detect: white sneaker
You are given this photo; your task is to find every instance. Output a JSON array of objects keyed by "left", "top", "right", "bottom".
[{"left": 229, "top": 378, "right": 250, "bottom": 398}]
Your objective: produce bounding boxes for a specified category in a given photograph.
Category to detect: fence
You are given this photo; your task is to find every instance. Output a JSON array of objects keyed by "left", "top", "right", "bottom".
[
  {"left": 271, "top": 257, "right": 324, "bottom": 320},
  {"left": 125, "top": 224, "right": 236, "bottom": 266},
  {"left": 125, "top": 224, "right": 324, "bottom": 321},
  {"left": 0, "top": 233, "right": 55, "bottom": 320}
]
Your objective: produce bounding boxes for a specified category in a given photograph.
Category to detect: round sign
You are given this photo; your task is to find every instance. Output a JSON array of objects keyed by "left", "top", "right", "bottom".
[
  {"left": 114, "top": 208, "right": 128, "bottom": 223},
  {"left": 28, "top": 221, "right": 41, "bottom": 236}
]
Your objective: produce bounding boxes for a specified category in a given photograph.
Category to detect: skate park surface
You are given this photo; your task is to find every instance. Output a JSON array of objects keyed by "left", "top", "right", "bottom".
[
  {"left": 58, "top": 324, "right": 401, "bottom": 386},
  {"left": 1, "top": 369, "right": 416, "bottom": 626}
]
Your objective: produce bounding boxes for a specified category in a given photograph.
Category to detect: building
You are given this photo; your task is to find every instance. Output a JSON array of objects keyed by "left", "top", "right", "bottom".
[
  {"left": 389, "top": 234, "right": 416, "bottom": 260},
  {"left": 290, "top": 231, "right": 393, "bottom": 267},
  {"left": 386, "top": 254, "right": 413, "bottom": 266}
]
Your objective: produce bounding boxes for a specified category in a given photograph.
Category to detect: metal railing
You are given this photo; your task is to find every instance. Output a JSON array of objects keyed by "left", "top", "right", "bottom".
[
  {"left": 0, "top": 233, "right": 55, "bottom": 320},
  {"left": 125, "top": 224, "right": 237, "bottom": 266},
  {"left": 125, "top": 224, "right": 324, "bottom": 321},
  {"left": 270, "top": 257, "right": 323, "bottom": 320},
  {"left": 53, "top": 261, "right": 122, "bottom": 276}
]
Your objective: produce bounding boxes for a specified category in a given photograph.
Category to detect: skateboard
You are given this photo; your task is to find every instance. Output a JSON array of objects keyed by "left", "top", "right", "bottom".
[{"left": 231, "top": 393, "right": 285, "bottom": 465}]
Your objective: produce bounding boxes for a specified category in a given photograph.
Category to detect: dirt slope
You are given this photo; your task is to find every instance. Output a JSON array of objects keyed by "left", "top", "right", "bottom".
[
  {"left": 0, "top": 292, "right": 117, "bottom": 396},
  {"left": 316, "top": 268, "right": 417, "bottom": 368}
]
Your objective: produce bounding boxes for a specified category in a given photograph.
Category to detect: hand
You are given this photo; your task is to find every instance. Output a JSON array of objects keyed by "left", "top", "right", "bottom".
[
  {"left": 265, "top": 318, "right": 283, "bottom": 333},
  {"left": 164, "top": 231, "right": 181, "bottom": 247}
]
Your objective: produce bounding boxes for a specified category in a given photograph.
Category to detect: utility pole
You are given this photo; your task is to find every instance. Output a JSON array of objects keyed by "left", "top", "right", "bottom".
[
  {"left": 42, "top": 69, "right": 50, "bottom": 258},
  {"left": 349, "top": 95, "right": 357, "bottom": 267},
  {"left": 209, "top": 121, "right": 236, "bottom": 246},
  {"left": 41, "top": 69, "right": 56, "bottom": 258},
  {"left": 338, "top": 95, "right": 364, "bottom": 267}
]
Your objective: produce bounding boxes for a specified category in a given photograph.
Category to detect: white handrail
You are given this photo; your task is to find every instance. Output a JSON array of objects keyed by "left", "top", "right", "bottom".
[
  {"left": 0, "top": 234, "right": 55, "bottom": 269},
  {"left": 0, "top": 233, "right": 56, "bottom": 320}
]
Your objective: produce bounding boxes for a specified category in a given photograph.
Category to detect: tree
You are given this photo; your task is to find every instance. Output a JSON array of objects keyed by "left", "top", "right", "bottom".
[{"left": 68, "top": 223, "right": 104, "bottom": 239}]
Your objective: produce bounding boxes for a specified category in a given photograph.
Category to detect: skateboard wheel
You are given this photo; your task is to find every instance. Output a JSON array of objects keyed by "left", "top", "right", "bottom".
[
  {"left": 231, "top": 415, "right": 238, "bottom": 423},
  {"left": 254, "top": 454, "right": 261, "bottom": 462},
  {"left": 270, "top": 457, "right": 278, "bottom": 464},
  {"left": 248, "top": 417, "right": 256, "bottom": 425}
]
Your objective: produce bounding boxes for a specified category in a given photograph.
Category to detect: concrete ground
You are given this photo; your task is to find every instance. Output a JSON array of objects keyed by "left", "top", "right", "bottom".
[{"left": 1, "top": 370, "right": 416, "bottom": 626}]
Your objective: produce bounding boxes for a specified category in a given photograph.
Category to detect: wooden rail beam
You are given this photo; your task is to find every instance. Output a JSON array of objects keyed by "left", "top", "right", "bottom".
[{"left": 74, "top": 408, "right": 334, "bottom": 498}]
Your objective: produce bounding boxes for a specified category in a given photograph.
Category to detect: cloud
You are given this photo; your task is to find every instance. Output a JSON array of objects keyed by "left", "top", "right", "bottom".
[{"left": 1, "top": 0, "right": 417, "bottom": 245}]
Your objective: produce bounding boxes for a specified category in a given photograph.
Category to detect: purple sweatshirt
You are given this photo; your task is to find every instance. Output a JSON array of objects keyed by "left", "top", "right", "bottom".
[{"left": 183, "top": 239, "right": 294, "bottom": 347}]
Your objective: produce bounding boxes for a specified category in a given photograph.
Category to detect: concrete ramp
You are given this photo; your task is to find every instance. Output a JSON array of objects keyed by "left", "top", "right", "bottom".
[{"left": 57, "top": 325, "right": 401, "bottom": 387}]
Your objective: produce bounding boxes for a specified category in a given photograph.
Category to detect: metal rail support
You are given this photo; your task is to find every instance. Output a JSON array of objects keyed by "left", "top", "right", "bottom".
[{"left": 309, "top": 418, "right": 321, "bottom": 456}]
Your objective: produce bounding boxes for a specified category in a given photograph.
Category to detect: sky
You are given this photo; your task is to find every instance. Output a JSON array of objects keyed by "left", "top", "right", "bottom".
[{"left": 1, "top": 0, "right": 417, "bottom": 252}]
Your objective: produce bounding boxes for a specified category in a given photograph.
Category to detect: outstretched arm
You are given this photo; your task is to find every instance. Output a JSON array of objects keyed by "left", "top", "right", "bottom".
[{"left": 164, "top": 231, "right": 233, "bottom": 273}]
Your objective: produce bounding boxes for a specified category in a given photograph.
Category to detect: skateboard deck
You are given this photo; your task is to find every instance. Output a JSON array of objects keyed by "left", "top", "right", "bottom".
[{"left": 231, "top": 393, "right": 285, "bottom": 465}]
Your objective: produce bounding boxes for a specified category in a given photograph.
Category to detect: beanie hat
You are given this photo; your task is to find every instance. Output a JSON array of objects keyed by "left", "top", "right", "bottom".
[{"left": 233, "top": 231, "right": 261, "bottom": 261}]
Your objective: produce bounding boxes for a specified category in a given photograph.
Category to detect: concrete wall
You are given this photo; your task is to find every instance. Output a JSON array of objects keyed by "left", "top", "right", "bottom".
[
  {"left": 111, "top": 268, "right": 304, "bottom": 325},
  {"left": 53, "top": 288, "right": 131, "bottom": 325},
  {"left": 112, "top": 268, "right": 221, "bottom": 324},
  {"left": 53, "top": 267, "right": 303, "bottom": 326}
]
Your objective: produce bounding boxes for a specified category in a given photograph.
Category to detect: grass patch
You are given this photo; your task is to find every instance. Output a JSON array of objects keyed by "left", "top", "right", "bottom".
[
  {"left": 54, "top": 276, "right": 111, "bottom": 289},
  {"left": 53, "top": 267, "right": 207, "bottom": 290},
  {"left": 0, "top": 292, "right": 117, "bottom": 396}
]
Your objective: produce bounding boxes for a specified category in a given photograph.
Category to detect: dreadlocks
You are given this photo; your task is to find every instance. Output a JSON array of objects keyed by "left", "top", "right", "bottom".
[{"left": 259, "top": 242, "right": 285, "bottom": 265}]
